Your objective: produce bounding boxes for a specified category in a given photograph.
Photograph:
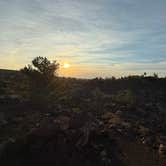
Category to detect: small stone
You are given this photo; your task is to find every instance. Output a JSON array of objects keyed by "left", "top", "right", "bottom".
[
  {"left": 159, "top": 144, "right": 166, "bottom": 155},
  {"left": 100, "top": 150, "right": 107, "bottom": 157},
  {"left": 0, "top": 119, "right": 8, "bottom": 126},
  {"left": 45, "top": 113, "right": 51, "bottom": 117},
  {"left": 36, "top": 123, "right": 40, "bottom": 127},
  {"left": 8, "top": 137, "right": 16, "bottom": 143}
]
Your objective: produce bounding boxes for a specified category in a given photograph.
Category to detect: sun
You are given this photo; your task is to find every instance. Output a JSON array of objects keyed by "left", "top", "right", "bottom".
[{"left": 63, "top": 63, "right": 71, "bottom": 68}]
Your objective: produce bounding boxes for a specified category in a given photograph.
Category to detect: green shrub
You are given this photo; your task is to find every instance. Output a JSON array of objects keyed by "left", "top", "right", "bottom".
[{"left": 113, "top": 89, "right": 135, "bottom": 105}]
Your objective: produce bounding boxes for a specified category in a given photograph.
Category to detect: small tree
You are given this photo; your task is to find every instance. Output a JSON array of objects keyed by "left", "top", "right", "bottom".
[
  {"left": 22, "top": 56, "right": 59, "bottom": 81},
  {"left": 153, "top": 73, "right": 158, "bottom": 79},
  {"left": 21, "top": 57, "right": 59, "bottom": 108}
]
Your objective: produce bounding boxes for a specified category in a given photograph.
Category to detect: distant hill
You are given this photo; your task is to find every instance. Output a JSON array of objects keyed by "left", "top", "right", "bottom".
[
  {"left": 0, "top": 69, "right": 21, "bottom": 82},
  {"left": 0, "top": 69, "right": 18, "bottom": 75}
]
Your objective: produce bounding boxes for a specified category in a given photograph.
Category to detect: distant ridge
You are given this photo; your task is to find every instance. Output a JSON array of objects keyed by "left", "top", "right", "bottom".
[
  {"left": 0, "top": 69, "right": 18, "bottom": 74},
  {"left": 0, "top": 69, "right": 20, "bottom": 79},
  {"left": 0, "top": 69, "right": 18, "bottom": 73}
]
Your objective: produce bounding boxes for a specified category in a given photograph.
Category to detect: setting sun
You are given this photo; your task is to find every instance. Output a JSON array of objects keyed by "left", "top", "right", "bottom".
[{"left": 63, "top": 63, "right": 71, "bottom": 69}]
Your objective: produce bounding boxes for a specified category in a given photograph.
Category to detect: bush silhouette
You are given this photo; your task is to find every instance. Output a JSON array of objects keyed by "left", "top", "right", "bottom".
[{"left": 21, "top": 57, "right": 59, "bottom": 108}]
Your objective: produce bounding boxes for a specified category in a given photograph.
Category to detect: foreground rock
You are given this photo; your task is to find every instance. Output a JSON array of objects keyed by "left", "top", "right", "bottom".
[
  {"left": 0, "top": 112, "right": 125, "bottom": 166},
  {"left": 159, "top": 136, "right": 166, "bottom": 156}
]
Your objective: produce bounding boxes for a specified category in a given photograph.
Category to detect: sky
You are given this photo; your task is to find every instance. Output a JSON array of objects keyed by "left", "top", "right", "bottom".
[{"left": 0, "top": 0, "right": 166, "bottom": 78}]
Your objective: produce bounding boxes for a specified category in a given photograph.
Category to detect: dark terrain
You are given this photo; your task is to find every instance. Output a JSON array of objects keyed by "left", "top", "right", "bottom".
[{"left": 1, "top": 68, "right": 166, "bottom": 166}]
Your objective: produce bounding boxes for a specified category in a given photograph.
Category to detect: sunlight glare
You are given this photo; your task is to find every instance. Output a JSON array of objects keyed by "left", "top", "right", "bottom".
[{"left": 63, "top": 63, "right": 71, "bottom": 68}]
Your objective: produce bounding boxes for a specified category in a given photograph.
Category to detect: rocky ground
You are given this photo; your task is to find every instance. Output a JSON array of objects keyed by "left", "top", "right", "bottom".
[
  {"left": 1, "top": 70, "right": 166, "bottom": 166},
  {"left": 0, "top": 103, "right": 166, "bottom": 166}
]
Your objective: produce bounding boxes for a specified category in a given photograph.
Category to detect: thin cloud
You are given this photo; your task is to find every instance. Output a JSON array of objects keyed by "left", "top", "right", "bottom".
[{"left": 0, "top": 0, "right": 166, "bottom": 77}]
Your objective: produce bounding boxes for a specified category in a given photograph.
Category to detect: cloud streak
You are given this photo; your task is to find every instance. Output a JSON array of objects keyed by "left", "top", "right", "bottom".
[{"left": 0, "top": 0, "right": 166, "bottom": 77}]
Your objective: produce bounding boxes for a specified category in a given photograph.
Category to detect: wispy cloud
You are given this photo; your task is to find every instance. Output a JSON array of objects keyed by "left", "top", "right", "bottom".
[{"left": 0, "top": 0, "right": 166, "bottom": 77}]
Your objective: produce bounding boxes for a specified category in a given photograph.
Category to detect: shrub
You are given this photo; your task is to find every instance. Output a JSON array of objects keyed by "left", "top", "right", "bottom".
[
  {"left": 20, "top": 57, "right": 59, "bottom": 108},
  {"left": 113, "top": 89, "right": 135, "bottom": 106}
]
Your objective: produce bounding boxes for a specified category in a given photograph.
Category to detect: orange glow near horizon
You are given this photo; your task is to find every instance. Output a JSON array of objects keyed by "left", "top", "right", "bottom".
[{"left": 63, "top": 63, "right": 71, "bottom": 69}]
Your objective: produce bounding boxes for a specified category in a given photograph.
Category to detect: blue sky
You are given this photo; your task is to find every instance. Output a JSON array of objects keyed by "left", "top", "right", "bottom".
[{"left": 0, "top": 0, "right": 166, "bottom": 78}]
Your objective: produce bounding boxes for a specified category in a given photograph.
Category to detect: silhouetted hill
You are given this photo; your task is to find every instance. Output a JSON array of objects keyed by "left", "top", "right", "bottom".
[{"left": 0, "top": 69, "right": 19, "bottom": 77}]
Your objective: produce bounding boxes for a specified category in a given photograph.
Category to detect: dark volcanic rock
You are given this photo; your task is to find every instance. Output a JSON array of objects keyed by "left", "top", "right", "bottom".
[{"left": 0, "top": 113, "right": 125, "bottom": 166}]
